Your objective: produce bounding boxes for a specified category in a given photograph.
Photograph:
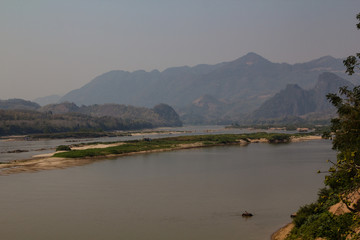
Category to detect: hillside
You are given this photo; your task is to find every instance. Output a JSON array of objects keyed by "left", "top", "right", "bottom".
[
  {"left": 0, "top": 99, "right": 40, "bottom": 111},
  {"left": 250, "top": 72, "right": 354, "bottom": 122},
  {"left": 33, "top": 95, "right": 62, "bottom": 106},
  {"left": 0, "top": 101, "right": 182, "bottom": 136},
  {"left": 0, "top": 109, "right": 153, "bottom": 136},
  {"left": 40, "top": 102, "right": 182, "bottom": 128}
]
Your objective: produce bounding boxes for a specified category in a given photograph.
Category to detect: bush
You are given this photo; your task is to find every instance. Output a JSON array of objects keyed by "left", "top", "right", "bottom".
[
  {"left": 293, "top": 203, "right": 318, "bottom": 228},
  {"left": 268, "top": 134, "right": 291, "bottom": 143},
  {"left": 291, "top": 212, "right": 355, "bottom": 240},
  {"left": 56, "top": 145, "right": 71, "bottom": 151}
]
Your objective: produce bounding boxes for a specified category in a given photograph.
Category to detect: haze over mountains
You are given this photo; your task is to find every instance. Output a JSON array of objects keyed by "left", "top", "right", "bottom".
[
  {"left": 51, "top": 52, "right": 359, "bottom": 124},
  {"left": 250, "top": 72, "right": 354, "bottom": 122}
]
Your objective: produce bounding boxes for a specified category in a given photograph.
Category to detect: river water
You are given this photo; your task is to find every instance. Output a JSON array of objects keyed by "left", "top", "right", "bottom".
[{"left": 0, "top": 136, "right": 334, "bottom": 240}]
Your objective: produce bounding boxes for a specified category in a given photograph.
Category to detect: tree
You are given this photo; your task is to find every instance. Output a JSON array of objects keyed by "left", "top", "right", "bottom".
[
  {"left": 326, "top": 86, "right": 360, "bottom": 212},
  {"left": 325, "top": 13, "right": 360, "bottom": 212},
  {"left": 343, "top": 13, "right": 360, "bottom": 75}
]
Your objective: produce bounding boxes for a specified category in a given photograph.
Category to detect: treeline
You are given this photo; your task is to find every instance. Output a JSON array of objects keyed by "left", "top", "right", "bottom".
[
  {"left": 0, "top": 99, "right": 183, "bottom": 136},
  {"left": 38, "top": 102, "right": 182, "bottom": 127},
  {"left": 0, "top": 109, "right": 155, "bottom": 136}
]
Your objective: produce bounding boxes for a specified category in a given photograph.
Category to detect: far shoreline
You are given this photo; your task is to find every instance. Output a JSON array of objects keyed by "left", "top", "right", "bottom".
[{"left": 0, "top": 134, "right": 322, "bottom": 175}]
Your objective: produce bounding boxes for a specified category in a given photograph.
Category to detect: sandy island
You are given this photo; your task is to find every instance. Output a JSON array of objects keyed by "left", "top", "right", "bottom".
[
  {"left": 0, "top": 141, "right": 208, "bottom": 175},
  {"left": 0, "top": 135, "right": 322, "bottom": 176}
]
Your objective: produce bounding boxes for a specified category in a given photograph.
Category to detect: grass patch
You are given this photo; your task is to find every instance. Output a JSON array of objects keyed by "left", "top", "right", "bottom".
[{"left": 53, "top": 132, "right": 310, "bottom": 159}]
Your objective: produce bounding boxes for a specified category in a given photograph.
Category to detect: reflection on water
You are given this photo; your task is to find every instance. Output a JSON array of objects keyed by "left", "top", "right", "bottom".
[{"left": 0, "top": 140, "right": 334, "bottom": 240}]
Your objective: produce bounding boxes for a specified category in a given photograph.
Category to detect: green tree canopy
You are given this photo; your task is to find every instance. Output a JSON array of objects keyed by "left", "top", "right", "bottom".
[
  {"left": 325, "top": 12, "right": 360, "bottom": 212},
  {"left": 343, "top": 13, "right": 360, "bottom": 75}
]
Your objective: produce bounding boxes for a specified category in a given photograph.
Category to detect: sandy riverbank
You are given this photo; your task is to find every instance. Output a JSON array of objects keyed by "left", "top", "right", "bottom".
[
  {"left": 0, "top": 142, "right": 206, "bottom": 175},
  {"left": 291, "top": 135, "right": 322, "bottom": 142},
  {"left": 0, "top": 135, "right": 323, "bottom": 176},
  {"left": 271, "top": 223, "right": 294, "bottom": 240}
]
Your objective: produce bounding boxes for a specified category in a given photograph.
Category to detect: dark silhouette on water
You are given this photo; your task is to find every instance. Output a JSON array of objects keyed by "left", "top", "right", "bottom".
[{"left": 242, "top": 211, "right": 253, "bottom": 217}]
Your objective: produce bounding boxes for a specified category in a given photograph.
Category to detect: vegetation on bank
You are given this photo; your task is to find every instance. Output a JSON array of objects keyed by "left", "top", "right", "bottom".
[
  {"left": 287, "top": 188, "right": 359, "bottom": 239},
  {"left": 0, "top": 109, "right": 154, "bottom": 136},
  {"left": 0, "top": 103, "right": 182, "bottom": 137},
  {"left": 285, "top": 13, "right": 360, "bottom": 240},
  {"left": 53, "top": 132, "right": 298, "bottom": 158},
  {"left": 286, "top": 83, "right": 360, "bottom": 239}
]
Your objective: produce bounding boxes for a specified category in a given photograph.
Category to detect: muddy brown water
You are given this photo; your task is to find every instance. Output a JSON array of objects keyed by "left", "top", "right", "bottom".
[{"left": 0, "top": 140, "right": 334, "bottom": 240}]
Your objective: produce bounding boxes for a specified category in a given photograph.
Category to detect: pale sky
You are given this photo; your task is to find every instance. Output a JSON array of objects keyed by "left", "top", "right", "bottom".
[{"left": 1, "top": 0, "right": 359, "bottom": 100}]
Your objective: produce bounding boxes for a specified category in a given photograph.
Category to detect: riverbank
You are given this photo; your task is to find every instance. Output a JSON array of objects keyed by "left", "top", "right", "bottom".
[
  {"left": 271, "top": 223, "right": 294, "bottom": 240},
  {"left": 0, "top": 134, "right": 321, "bottom": 176},
  {"left": 0, "top": 142, "right": 205, "bottom": 175}
]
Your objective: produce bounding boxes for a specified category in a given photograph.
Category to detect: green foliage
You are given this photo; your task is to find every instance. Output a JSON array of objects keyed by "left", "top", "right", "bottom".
[
  {"left": 268, "top": 133, "right": 291, "bottom": 143},
  {"left": 56, "top": 145, "right": 71, "bottom": 151},
  {"left": 289, "top": 212, "right": 355, "bottom": 240},
  {"left": 325, "top": 85, "right": 360, "bottom": 211},
  {"left": 293, "top": 203, "right": 319, "bottom": 228},
  {"left": 288, "top": 188, "right": 357, "bottom": 240},
  {"left": 0, "top": 109, "right": 155, "bottom": 136},
  {"left": 327, "top": 86, "right": 360, "bottom": 153},
  {"left": 53, "top": 133, "right": 300, "bottom": 159},
  {"left": 288, "top": 13, "right": 360, "bottom": 239},
  {"left": 322, "top": 12, "right": 360, "bottom": 212},
  {"left": 343, "top": 13, "right": 360, "bottom": 76}
]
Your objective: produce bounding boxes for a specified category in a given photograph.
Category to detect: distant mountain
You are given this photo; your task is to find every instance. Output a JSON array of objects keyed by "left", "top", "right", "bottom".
[
  {"left": 179, "top": 95, "right": 229, "bottom": 124},
  {"left": 251, "top": 84, "right": 315, "bottom": 119},
  {"left": 312, "top": 72, "right": 354, "bottom": 112},
  {"left": 33, "top": 95, "right": 62, "bottom": 106},
  {"left": 250, "top": 72, "right": 354, "bottom": 122},
  {"left": 0, "top": 99, "right": 40, "bottom": 110},
  {"left": 59, "top": 53, "right": 360, "bottom": 124}
]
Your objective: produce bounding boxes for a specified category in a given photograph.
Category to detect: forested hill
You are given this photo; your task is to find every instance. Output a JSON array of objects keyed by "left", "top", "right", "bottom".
[
  {"left": 40, "top": 102, "right": 182, "bottom": 127},
  {"left": 0, "top": 101, "right": 182, "bottom": 136},
  {"left": 0, "top": 99, "right": 40, "bottom": 110}
]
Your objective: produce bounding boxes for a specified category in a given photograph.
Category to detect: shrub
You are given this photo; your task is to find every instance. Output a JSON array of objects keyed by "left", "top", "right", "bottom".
[
  {"left": 293, "top": 203, "right": 319, "bottom": 228},
  {"left": 56, "top": 145, "right": 71, "bottom": 151}
]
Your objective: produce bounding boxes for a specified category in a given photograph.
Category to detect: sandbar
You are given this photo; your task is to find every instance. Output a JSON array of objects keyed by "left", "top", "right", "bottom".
[{"left": 0, "top": 135, "right": 322, "bottom": 175}]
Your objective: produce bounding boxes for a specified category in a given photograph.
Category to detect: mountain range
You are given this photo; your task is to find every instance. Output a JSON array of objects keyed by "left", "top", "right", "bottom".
[{"left": 34, "top": 52, "right": 360, "bottom": 124}]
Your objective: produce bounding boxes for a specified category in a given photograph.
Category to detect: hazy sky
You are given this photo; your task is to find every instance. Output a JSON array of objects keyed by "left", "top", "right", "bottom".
[{"left": 1, "top": 0, "right": 359, "bottom": 100}]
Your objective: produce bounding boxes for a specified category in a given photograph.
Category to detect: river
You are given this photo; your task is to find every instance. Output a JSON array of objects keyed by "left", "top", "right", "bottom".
[{"left": 0, "top": 132, "right": 334, "bottom": 240}]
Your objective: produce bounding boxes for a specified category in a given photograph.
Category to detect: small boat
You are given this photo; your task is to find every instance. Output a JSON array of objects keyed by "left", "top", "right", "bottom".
[{"left": 242, "top": 211, "right": 253, "bottom": 217}]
